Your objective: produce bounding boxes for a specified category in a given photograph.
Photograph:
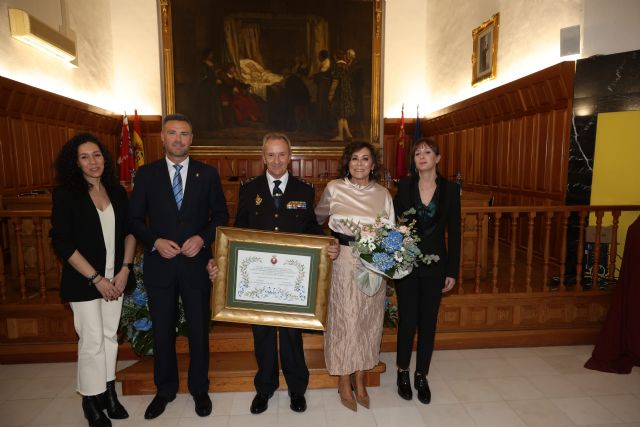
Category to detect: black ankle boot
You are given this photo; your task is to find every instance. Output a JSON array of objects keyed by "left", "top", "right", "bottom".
[
  {"left": 396, "top": 369, "right": 413, "bottom": 400},
  {"left": 103, "top": 380, "right": 128, "bottom": 419},
  {"left": 82, "top": 395, "right": 112, "bottom": 427},
  {"left": 414, "top": 372, "right": 431, "bottom": 404}
]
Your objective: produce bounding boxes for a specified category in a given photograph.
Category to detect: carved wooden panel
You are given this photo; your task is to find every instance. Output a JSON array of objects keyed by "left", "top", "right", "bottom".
[
  {"left": 0, "top": 76, "right": 122, "bottom": 196},
  {"left": 438, "top": 292, "right": 609, "bottom": 332},
  {"left": 6, "top": 318, "right": 38, "bottom": 339},
  {"left": 383, "top": 62, "right": 575, "bottom": 206}
]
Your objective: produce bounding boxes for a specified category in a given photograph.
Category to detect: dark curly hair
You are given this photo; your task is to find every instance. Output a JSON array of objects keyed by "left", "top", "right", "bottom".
[
  {"left": 338, "top": 141, "right": 382, "bottom": 181},
  {"left": 54, "top": 132, "right": 118, "bottom": 193}
]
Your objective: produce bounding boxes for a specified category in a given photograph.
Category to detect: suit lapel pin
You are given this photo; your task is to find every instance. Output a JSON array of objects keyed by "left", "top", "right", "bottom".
[
  {"left": 255, "top": 194, "right": 262, "bottom": 206},
  {"left": 195, "top": 172, "right": 200, "bottom": 177}
]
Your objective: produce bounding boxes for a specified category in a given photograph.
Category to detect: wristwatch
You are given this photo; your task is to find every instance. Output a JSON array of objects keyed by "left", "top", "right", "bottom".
[
  {"left": 87, "top": 271, "right": 99, "bottom": 285},
  {"left": 122, "top": 263, "right": 134, "bottom": 271}
]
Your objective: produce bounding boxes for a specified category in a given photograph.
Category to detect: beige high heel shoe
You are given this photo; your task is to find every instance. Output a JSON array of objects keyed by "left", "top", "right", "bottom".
[
  {"left": 338, "top": 376, "right": 357, "bottom": 412},
  {"left": 351, "top": 372, "right": 370, "bottom": 409}
]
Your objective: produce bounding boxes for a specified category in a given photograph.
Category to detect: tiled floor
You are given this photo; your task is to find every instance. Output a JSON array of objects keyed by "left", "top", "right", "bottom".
[{"left": 1, "top": 346, "right": 639, "bottom": 426}]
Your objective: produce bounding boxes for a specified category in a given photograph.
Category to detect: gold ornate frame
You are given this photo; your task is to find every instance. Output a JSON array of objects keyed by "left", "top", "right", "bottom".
[
  {"left": 472, "top": 13, "right": 499, "bottom": 86},
  {"left": 211, "top": 226, "right": 334, "bottom": 330},
  {"left": 158, "top": 0, "right": 383, "bottom": 144}
]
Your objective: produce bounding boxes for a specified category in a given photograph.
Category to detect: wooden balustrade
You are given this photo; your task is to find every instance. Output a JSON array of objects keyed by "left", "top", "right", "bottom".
[
  {"left": 1, "top": 205, "right": 639, "bottom": 304},
  {"left": 456, "top": 205, "right": 640, "bottom": 294},
  {"left": 0, "top": 210, "right": 56, "bottom": 301}
]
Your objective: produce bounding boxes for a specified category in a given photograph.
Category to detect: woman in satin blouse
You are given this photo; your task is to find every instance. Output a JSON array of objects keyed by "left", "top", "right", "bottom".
[
  {"left": 393, "top": 137, "right": 461, "bottom": 405},
  {"left": 315, "top": 141, "right": 394, "bottom": 411}
]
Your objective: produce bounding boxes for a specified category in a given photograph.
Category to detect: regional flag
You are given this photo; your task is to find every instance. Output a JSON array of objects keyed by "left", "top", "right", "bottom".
[
  {"left": 132, "top": 110, "right": 146, "bottom": 169},
  {"left": 394, "top": 106, "right": 408, "bottom": 179},
  {"left": 118, "top": 115, "right": 136, "bottom": 185}
]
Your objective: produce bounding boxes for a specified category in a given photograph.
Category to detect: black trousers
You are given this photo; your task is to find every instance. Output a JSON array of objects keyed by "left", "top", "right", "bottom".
[
  {"left": 252, "top": 325, "right": 309, "bottom": 395},
  {"left": 147, "top": 277, "right": 211, "bottom": 397},
  {"left": 395, "top": 271, "right": 444, "bottom": 375}
]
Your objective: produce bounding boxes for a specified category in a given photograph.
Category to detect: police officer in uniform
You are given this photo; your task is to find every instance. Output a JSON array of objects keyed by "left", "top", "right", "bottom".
[{"left": 213, "top": 132, "right": 338, "bottom": 414}]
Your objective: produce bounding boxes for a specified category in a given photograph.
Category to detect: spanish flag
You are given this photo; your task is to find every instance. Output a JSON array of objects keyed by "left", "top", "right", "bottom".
[{"left": 132, "top": 110, "right": 145, "bottom": 169}]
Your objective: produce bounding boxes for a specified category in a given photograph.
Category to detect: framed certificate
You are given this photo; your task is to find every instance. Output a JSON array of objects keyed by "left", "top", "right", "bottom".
[{"left": 211, "top": 226, "right": 334, "bottom": 330}]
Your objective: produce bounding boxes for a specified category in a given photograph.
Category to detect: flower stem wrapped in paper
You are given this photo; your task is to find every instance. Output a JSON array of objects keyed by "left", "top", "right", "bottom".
[{"left": 341, "top": 209, "right": 439, "bottom": 296}]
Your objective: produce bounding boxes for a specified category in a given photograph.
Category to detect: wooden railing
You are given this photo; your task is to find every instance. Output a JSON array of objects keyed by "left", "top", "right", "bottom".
[
  {"left": 457, "top": 205, "right": 640, "bottom": 295},
  {"left": 0, "top": 210, "right": 58, "bottom": 302},
  {"left": 1, "top": 205, "right": 639, "bottom": 303}
]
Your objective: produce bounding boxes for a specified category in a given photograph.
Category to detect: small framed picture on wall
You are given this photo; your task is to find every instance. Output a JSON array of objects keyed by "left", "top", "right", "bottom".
[{"left": 472, "top": 13, "right": 499, "bottom": 85}]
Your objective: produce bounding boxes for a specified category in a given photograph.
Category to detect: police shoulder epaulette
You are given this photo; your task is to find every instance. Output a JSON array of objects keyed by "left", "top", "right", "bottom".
[
  {"left": 240, "top": 176, "right": 259, "bottom": 186},
  {"left": 298, "top": 177, "right": 314, "bottom": 188}
]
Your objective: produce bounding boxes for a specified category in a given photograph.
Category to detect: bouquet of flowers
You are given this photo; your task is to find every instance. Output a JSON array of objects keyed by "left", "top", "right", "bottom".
[
  {"left": 342, "top": 210, "right": 439, "bottom": 295},
  {"left": 119, "top": 254, "right": 188, "bottom": 356}
]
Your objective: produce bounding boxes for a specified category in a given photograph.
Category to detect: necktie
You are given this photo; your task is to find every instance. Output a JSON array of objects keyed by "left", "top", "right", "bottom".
[
  {"left": 273, "top": 179, "right": 283, "bottom": 209},
  {"left": 173, "top": 164, "right": 183, "bottom": 209}
]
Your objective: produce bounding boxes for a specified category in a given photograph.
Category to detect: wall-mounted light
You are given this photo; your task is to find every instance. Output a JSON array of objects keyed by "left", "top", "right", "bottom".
[{"left": 8, "top": 8, "right": 76, "bottom": 63}]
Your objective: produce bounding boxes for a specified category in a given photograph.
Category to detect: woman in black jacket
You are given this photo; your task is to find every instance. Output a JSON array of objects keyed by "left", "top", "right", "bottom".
[
  {"left": 50, "top": 133, "right": 136, "bottom": 427},
  {"left": 393, "top": 137, "right": 461, "bottom": 404}
]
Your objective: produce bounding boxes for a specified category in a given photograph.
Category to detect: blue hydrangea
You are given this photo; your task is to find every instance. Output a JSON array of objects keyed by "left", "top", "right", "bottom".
[
  {"left": 133, "top": 318, "right": 153, "bottom": 332},
  {"left": 372, "top": 252, "right": 395, "bottom": 272},
  {"left": 381, "top": 230, "right": 403, "bottom": 253},
  {"left": 131, "top": 287, "right": 148, "bottom": 307}
]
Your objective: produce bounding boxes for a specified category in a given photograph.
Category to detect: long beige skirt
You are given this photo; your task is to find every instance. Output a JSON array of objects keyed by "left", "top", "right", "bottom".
[{"left": 324, "top": 247, "right": 386, "bottom": 375}]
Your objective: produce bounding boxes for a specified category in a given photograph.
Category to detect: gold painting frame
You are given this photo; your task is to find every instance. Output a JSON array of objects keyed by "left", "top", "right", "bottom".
[
  {"left": 472, "top": 13, "right": 499, "bottom": 85},
  {"left": 158, "top": 0, "right": 383, "bottom": 145},
  {"left": 211, "top": 226, "right": 334, "bottom": 330}
]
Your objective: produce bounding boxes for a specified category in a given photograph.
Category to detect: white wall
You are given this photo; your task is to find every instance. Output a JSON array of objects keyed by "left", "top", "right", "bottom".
[
  {"left": 109, "top": 0, "right": 162, "bottom": 115},
  {"left": 0, "top": 0, "right": 162, "bottom": 114},
  {"left": 382, "top": 0, "right": 428, "bottom": 119},
  {"left": 384, "top": 0, "right": 640, "bottom": 118},
  {"left": 384, "top": 0, "right": 584, "bottom": 117},
  {"left": 2, "top": 0, "right": 638, "bottom": 118},
  {"left": 583, "top": 0, "right": 640, "bottom": 57}
]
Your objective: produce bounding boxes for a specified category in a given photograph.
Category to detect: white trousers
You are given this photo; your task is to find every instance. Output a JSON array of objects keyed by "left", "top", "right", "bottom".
[{"left": 70, "top": 296, "right": 123, "bottom": 396}]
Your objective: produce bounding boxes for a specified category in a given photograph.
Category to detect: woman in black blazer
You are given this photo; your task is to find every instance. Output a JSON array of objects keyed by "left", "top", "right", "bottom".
[
  {"left": 50, "top": 133, "right": 136, "bottom": 427},
  {"left": 393, "top": 137, "right": 461, "bottom": 404}
]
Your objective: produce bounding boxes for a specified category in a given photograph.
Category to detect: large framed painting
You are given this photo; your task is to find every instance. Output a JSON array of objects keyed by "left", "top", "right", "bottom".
[
  {"left": 472, "top": 13, "right": 499, "bottom": 86},
  {"left": 159, "top": 0, "right": 383, "bottom": 147},
  {"left": 211, "top": 227, "right": 334, "bottom": 330}
]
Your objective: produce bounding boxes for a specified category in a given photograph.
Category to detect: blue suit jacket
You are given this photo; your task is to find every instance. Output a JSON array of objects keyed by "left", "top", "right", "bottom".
[{"left": 127, "top": 158, "right": 228, "bottom": 287}]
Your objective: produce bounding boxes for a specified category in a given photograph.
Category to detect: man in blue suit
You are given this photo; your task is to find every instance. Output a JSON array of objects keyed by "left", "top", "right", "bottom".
[{"left": 128, "top": 114, "right": 228, "bottom": 419}]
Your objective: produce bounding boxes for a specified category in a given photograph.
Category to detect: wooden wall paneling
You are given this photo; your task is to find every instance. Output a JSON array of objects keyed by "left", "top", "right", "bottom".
[
  {"left": 498, "top": 121, "right": 510, "bottom": 191},
  {"left": 10, "top": 117, "right": 32, "bottom": 190},
  {"left": 521, "top": 115, "right": 534, "bottom": 192},
  {"left": 302, "top": 159, "right": 315, "bottom": 178},
  {"left": 0, "top": 76, "right": 126, "bottom": 196},
  {"left": 249, "top": 159, "right": 264, "bottom": 177},
  {"left": 31, "top": 121, "right": 46, "bottom": 188},
  {"left": 38, "top": 124, "right": 56, "bottom": 188},
  {"left": 471, "top": 127, "right": 482, "bottom": 184},
  {"left": 0, "top": 117, "right": 13, "bottom": 194},
  {"left": 385, "top": 62, "right": 575, "bottom": 206},
  {"left": 509, "top": 117, "right": 523, "bottom": 193},
  {"left": 290, "top": 159, "right": 300, "bottom": 177},
  {"left": 535, "top": 111, "right": 550, "bottom": 193}
]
